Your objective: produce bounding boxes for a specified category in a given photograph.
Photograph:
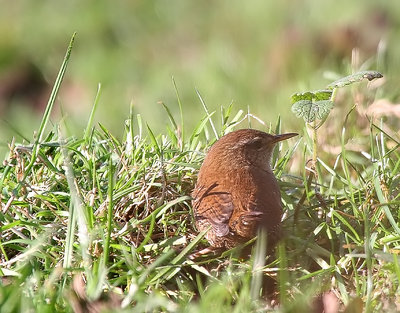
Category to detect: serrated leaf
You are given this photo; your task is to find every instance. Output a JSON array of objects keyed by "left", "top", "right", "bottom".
[
  {"left": 327, "top": 70, "right": 383, "bottom": 89},
  {"left": 292, "top": 100, "right": 312, "bottom": 119},
  {"left": 314, "top": 89, "right": 333, "bottom": 101},
  {"left": 291, "top": 90, "right": 332, "bottom": 104},
  {"left": 292, "top": 100, "right": 333, "bottom": 123},
  {"left": 291, "top": 92, "right": 313, "bottom": 104},
  {"left": 314, "top": 100, "right": 334, "bottom": 119}
]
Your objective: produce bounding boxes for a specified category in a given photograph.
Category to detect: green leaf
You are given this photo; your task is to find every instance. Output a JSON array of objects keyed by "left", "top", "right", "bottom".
[
  {"left": 327, "top": 70, "right": 383, "bottom": 89},
  {"left": 291, "top": 90, "right": 332, "bottom": 103},
  {"left": 291, "top": 91, "right": 313, "bottom": 104},
  {"left": 314, "top": 89, "right": 333, "bottom": 101},
  {"left": 292, "top": 100, "right": 333, "bottom": 123}
]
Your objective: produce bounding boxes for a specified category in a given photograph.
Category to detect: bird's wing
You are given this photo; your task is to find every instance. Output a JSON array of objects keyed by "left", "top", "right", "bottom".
[{"left": 193, "top": 186, "right": 233, "bottom": 237}]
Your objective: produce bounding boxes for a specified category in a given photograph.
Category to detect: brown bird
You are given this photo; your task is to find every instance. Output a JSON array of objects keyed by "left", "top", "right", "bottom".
[{"left": 192, "top": 129, "right": 297, "bottom": 256}]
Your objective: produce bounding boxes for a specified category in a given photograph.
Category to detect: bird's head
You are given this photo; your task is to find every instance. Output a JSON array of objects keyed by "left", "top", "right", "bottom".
[{"left": 209, "top": 129, "right": 297, "bottom": 171}]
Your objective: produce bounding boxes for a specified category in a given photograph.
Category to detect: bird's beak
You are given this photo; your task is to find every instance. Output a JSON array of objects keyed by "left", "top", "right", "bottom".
[{"left": 272, "top": 133, "right": 298, "bottom": 143}]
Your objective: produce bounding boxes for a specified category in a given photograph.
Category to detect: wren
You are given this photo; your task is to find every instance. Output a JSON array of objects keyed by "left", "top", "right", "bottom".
[{"left": 192, "top": 129, "right": 297, "bottom": 256}]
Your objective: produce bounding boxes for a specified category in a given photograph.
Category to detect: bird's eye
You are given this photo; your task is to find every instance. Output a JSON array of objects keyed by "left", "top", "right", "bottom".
[{"left": 248, "top": 137, "right": 263, "bottom": 150}]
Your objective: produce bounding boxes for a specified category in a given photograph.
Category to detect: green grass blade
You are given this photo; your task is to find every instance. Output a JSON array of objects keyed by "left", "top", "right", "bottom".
[
  {"left": 84, "top": 83, "right": 102, "bottom": 143},
  {"left": 146, "top": 123, "right": 160, "bottom": 155},
  {"left": 103, "top": 154, "right": 114, "bottom": 266},
  {"left": 22, "top": 33, "right": 76, "bottom": 185},
  {"left": 196, "top": 89, "right": 218, "bottom": 139},
  {"left": 172, "top": 76, "right": 184, "bottom": 149}
]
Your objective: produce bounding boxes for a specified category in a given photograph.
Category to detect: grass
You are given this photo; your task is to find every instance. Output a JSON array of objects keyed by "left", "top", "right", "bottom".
[{"left": 1, "top": 41, "right": 400, "bottom": 313}]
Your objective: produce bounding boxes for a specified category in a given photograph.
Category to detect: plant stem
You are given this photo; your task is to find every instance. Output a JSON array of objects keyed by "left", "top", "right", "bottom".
[{"left": 312, "top": 120, "right": 318, "bottom": 168}]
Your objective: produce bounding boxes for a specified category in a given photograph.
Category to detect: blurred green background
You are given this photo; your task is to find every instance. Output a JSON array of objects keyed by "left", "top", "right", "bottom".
[{"left": 1, "top": 0, "right": 399, "bottom": 157}]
